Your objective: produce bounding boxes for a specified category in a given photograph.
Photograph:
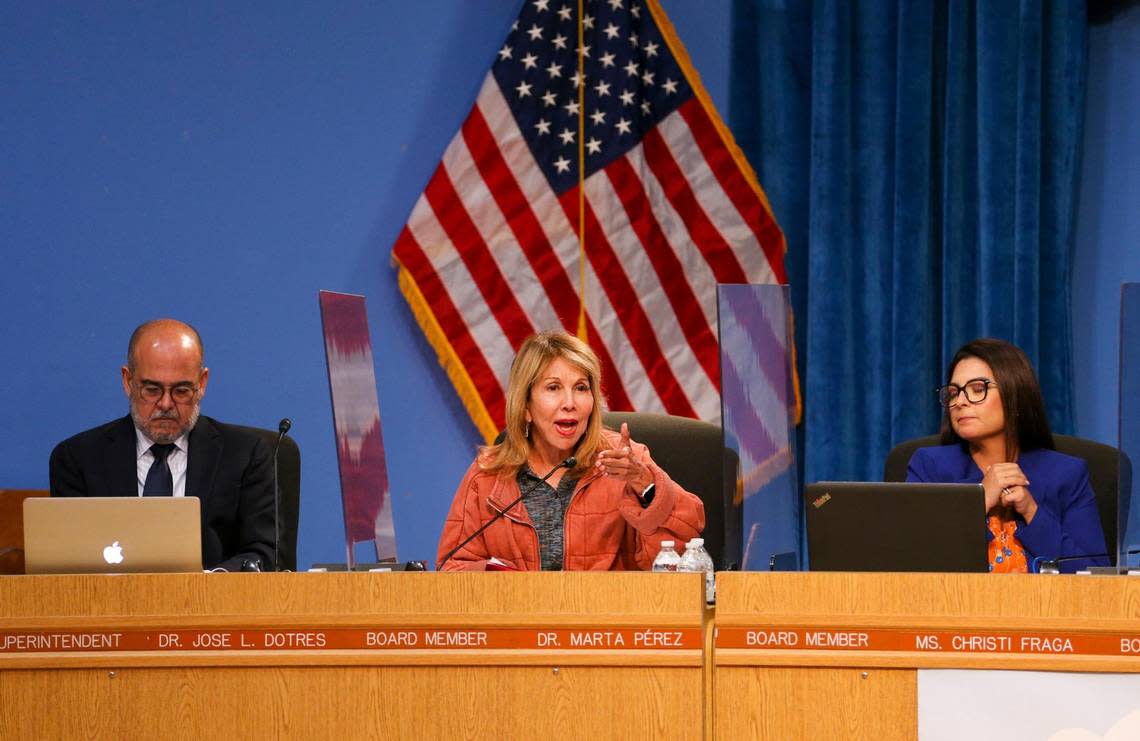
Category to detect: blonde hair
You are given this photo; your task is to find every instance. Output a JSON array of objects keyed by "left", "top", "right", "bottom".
[{"left": 480, "top": 331, "right": 607, "bottom": 478}]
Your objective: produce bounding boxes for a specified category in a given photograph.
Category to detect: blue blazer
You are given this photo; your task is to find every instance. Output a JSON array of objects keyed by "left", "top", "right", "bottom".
[{"left": 906, "top": 444, "right": 1108, "bottom": 572}]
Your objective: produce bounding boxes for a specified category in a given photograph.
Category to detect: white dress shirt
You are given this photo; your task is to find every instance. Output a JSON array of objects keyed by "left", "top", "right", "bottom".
[{"left": 134, "top": 428, "right": 190, "bottom": 497}]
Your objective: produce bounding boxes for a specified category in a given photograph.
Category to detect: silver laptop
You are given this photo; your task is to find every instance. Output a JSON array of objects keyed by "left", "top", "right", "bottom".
[
  {"left": 805, "top": 481, "right": 988, "bottom": 573},
  {"left": 23, "top": 497, "right": 203, "bottom": 574}
]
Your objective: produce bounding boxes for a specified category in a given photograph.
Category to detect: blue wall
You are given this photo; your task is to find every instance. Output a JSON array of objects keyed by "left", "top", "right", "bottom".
[
  {"left": 1072, "top": 5, "right": 1140, "bottom": 447},
  {"left": 2, "top": 2, "right": 1133, "bottom": 569},
  {"left": 0, "top": 1, "right": 730, "bottom": 569}
]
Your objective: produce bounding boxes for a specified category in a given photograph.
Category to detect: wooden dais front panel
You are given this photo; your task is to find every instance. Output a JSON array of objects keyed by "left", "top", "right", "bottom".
[
  {"left": 0, "top": 572, "right": 708, "bottom": 740},
  {"left": 712, "top": 572, "right": 1140, "bottom": 741}
]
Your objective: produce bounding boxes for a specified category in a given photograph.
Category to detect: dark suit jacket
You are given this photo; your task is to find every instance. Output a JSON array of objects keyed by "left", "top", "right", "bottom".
[{"left": 49, "top": 415, "right": 275, "bottom": 571}]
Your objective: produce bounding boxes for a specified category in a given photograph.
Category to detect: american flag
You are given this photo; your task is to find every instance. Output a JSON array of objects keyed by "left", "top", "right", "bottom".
[{"left": 392, "top": 0, "right": 787, "bottom": 441}]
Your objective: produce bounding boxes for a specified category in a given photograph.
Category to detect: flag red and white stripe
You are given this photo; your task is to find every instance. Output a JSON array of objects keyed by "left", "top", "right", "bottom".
[{"left": 392, "top": 0, "right": 787, "bottom": 441}]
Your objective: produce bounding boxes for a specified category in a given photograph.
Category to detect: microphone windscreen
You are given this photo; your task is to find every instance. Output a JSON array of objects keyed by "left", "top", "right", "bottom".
[
  {"left": 563, "top": 456, "right": 577, "bottom": 468},
  {"left": 278, "top": 418, "right": 292, "bottom": 435}
]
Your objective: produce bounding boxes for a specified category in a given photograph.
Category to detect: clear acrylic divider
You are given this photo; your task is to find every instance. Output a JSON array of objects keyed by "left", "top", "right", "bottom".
[
  {"left": 1119, "top": 283, "right": 1139, "bottom": 570},
  {"left": 717, "top": 284, "right": 800, "bottom": 571},
  {"left": 319, "top": 291, "right": 398, "bottom": 568}
]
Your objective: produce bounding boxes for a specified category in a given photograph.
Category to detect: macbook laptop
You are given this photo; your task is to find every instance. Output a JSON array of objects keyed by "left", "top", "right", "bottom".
[
  {"left": 805, "top": 482, "right": 988, "bottom": 573},
  {"left": 23, "top": 497, "right": 202, "bottom": 574}
]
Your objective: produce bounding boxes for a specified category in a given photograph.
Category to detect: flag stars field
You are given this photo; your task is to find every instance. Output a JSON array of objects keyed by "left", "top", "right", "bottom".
[{"left": 392, "top": 0, "right": 788, "bottom": 436}]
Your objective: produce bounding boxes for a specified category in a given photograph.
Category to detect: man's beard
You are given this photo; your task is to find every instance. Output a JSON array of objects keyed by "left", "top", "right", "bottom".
[{"left": 131, "top": 402, "right": 200, "bottom": 444}]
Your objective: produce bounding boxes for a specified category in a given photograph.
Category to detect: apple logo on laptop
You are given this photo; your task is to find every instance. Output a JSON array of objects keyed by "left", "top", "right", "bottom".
[{"left": 103, "top": 541, "right": 125, "bottom": 565}]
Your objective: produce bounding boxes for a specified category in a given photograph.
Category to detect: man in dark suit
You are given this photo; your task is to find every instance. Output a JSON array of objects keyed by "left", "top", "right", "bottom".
[{"left": 49, "top": 318, "right": 275, "bottom": 571}]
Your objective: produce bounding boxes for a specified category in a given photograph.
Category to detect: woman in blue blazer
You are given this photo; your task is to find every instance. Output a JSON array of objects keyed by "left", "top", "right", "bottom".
[{"left": 906, "top": 338, "right": 1108, "bottom": 573}]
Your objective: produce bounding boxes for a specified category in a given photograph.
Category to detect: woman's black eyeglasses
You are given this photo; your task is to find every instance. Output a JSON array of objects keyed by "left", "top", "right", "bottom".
[{"left": 935, "top": 378, "right": 996, "bottom": 407}]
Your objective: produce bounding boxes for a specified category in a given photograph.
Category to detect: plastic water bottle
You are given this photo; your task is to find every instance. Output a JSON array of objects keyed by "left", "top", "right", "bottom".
[
  {"left": 652, "top": 540, "right": 681, "bottom": 572},
  {"left": 678, "top": 538, "right": 716, "bottom": 604}
]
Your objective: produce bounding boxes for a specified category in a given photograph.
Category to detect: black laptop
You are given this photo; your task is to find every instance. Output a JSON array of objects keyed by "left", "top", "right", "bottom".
[{"left": 805, "top": 482, "right": 988, "bottom": 573}]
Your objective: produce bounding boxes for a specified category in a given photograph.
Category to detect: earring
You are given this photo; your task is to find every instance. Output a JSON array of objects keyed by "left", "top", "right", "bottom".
[{"left": 525, "top": 422, "right": 531, "bottom": 439}]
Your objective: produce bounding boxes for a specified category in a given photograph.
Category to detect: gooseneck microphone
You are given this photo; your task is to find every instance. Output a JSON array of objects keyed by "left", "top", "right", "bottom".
[
  {"left": 273, "top": 417, "right": 292, "bottom": 572},
  {"left": 1035, "top": 547, "right": 1140, "bottom": 574},
  {"left": 438, "top": 456, "right": 576, "bottom": 570}
]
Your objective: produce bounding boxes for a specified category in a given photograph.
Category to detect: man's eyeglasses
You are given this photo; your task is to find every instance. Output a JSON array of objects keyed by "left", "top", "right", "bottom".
[
  {"left": 136, "top": 382, "right": 198, "bottom": 404},
  {"left": 936, "top": 378, "right": 996, "bottom": 407}
]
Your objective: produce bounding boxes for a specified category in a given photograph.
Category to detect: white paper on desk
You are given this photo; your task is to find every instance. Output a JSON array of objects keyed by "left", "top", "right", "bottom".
[{"left": 919, "top": 670, "right": 1140, "bottom": 740}]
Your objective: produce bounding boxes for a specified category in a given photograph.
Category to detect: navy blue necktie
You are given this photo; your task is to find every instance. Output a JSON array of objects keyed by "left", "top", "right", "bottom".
[{"left": 143, "top": 443, "right": 176, "bottom": 496}]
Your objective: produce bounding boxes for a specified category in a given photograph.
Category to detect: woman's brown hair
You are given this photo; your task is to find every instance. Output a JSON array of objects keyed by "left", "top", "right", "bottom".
[
  {"left": 940, "top": 338, "right": 1054, "bottom": 459},
  {"left": 480, "top": 331, "right": 607, "bottom": 478}
]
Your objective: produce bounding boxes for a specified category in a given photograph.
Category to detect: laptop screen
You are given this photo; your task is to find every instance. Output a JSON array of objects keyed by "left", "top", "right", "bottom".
[
  {"left": 805, "top": 482, "right": 988, "bottom": 573},
  {"left": 23, "top": 497, "right": 202, "bottom": 574}
]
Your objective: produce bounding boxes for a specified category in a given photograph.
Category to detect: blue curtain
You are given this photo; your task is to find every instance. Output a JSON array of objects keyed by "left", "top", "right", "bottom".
[{"left": 730, "top": 0, "right": 1088, "bottom": 489}]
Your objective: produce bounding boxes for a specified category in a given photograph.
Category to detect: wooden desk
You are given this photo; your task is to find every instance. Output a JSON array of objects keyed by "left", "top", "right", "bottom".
[
  {"left": 711, "top": 572, "right": 1140, "bottom": 740},
  {"left": 0, "top": 572, "right": 707, "bottom": 740}
]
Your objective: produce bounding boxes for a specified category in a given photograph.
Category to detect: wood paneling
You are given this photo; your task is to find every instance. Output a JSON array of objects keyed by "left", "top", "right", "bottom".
[
  {"left": 0, "top": 571, "right": 703, "bottom": 621},
  {"left": 715, "top": 572, "right": 1140, "bottom": 627},
  {"left": 5, "top": 571, "right": 1137, "bottom": 739},
  {"left": 0, "top": 572, "right": 706, "bottom": 740},
  {"left": 714, "top": 667, "right": 915, "bottom": 741},
  {"left": 710, "top": 572, "right": 1140, "bottom": 741},
  {"left": 1, "top": 666, "right": 702, "bottom": 741}
]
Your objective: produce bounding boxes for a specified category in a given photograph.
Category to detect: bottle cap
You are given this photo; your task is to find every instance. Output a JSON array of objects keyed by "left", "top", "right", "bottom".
[
  {"left": 661, "top": 540, "right": 674, "bottom": 548},
  {"left": 687, "top": 538, "right": 704, "bottom": 548}
]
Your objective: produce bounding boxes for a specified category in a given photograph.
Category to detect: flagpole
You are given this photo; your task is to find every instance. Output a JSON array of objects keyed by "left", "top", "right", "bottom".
[{"left": 575, "top": 0, "right": 588, "bottom": 342}]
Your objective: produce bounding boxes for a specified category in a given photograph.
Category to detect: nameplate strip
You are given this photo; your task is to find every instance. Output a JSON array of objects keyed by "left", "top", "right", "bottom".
[
  {"left": 716, "top": 626, "right": 1140, "bottom": 659},
  {"left": 0, "top": 626, "right": 701, "bottom": 654}
]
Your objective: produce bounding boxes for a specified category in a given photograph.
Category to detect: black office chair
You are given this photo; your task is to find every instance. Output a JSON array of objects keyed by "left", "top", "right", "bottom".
[
  {"left": 233, "top": 425, "right": 301, "bottom": 571},
  {"left": 602, "top": 411, "right": 734, "bottom": 569},
  {"left": 0, "top": 489, "right": 49, "bottom": 574},
  {"left": 884, "top": 434, "right": 1121, "bottom": 563}
]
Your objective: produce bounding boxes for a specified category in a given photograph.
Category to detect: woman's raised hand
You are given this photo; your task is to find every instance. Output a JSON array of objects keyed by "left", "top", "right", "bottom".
[{"left": 595, "top": 423, "right": 653, "bottom": 494}]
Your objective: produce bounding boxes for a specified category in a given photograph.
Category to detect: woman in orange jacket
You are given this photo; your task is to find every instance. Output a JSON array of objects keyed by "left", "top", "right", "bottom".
[{"left": 436, "top": 331, "right": 705, "bottom": 571}]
